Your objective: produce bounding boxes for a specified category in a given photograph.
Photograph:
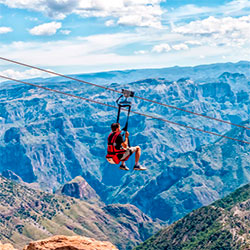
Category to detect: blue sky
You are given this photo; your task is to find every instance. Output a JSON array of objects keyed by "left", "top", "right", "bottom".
[{"left": 0, "top": 0, "right": 250, "bottom": 80}]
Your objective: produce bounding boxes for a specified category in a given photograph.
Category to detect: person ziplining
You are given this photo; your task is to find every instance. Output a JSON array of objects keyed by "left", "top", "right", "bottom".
[
  {"left": 106, "top": 89, "right": 147, "bottom": 171},
  {"left": 0, "top": 73, "right": 250, "bottom": 166}
]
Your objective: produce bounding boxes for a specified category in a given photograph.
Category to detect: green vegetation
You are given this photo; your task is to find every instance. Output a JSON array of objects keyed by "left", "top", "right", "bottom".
[
  {"left": 213, "top": 184, "right": 250, "bottom": 210},
  {"left": 134, "top": 183, "right": 250, "bottom": 250}
]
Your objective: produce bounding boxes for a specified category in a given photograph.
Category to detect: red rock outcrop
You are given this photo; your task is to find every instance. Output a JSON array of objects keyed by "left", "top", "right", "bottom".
[
  {"left": 23, "top": 235, "right": 118, "bottom": 250},
  {"left": 0, "top": 241, "right": 17, "bottom": 250}
]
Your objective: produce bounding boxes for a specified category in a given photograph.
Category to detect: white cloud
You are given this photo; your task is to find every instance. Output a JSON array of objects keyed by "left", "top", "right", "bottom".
[
  {"left": 0, "top": 27, "right": 13, "bottom": 34},
  {"left": 0, "top": 68, "right": 50, "bottom": 82},
  {"left": 185, "top": 40, "right": 202, "bottom": 45},
  {"left": 0, "top": 32, "right": 146, "bottom": 68},
  {"left": 152, "top": 43, "right": 171, "bottom": 53},
  {"left": 166, "top": 4, "right": 213, "bottom": 23},
  {"left": 164, "top": 0, "right": 250, "bottom": 25},
  {"left": 25, "top": 16, "right": 38, "bottom": 21},
  {"left": 223, "top": 0, "right": 250, "bottom": 15},
  {"left": 134, "top": 50, "right": 148, "bottom": 54},
  {"left": 29, "top": 22, "right": 62, "bottom": 36},
  {"left": 0, "top": 0, "right": 47, "bottom": 19},
  {"left": 151, "top": 42, "right": 189, "bottom": 53},
  {"left": 0, "top": 0, "right": 164, "bottom": 28},
  {"left": 76, "top": 0, "right": 164, "bottom": 28},
  {"left": 117, "top": 14, "right": 161, "bottom": 28},
  {"left": 60, "top": 29, "right": 71, "bottom": 35},
  {"left": 172, "top": 43, "right": 188, "bottom": 51},
  {"left": 0, "top": 0, "right": 76, "bottom": 19},
  {"left": 0, "top": 30, "right": 249, "bottom": 77},
  {"left": 105, "top": 20, "right": 115, "bottom": 27},
  {"left": 172, "top": 15, "right": 250, "bottom": 47}
]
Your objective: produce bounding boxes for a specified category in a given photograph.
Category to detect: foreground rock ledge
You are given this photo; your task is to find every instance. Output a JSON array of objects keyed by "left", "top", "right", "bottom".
[
  {"left": 0, "top": 241, "right": 17, "bottom": 250},
  {"left": 23, "top": 235, "right": 118, "bottom": 250}
]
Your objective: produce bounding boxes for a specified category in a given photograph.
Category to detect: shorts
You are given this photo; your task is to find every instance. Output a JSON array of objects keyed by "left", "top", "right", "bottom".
[{"left": 119, "top": 146, "right": 137, "bottom": 161}]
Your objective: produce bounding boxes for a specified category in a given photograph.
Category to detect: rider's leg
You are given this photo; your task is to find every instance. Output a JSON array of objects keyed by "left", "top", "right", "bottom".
[{"left": 135, "top": 146, "right": 141, "bottom": 165}]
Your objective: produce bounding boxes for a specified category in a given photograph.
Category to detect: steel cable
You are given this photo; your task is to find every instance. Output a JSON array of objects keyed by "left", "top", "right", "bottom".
[
  {"left": 0, "top": 56, "right": 249, "bottom": 130},
  {"left": 1, "top": 74, "right": 249, "bottom": 145}
]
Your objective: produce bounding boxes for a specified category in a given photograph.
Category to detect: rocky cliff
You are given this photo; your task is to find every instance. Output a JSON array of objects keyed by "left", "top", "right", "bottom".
[{"left": 60, "top": 176, "right": 100, "bottom": 201}]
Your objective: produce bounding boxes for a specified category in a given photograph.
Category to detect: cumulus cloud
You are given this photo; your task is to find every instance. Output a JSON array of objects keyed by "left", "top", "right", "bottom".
[
  {"left": 0, "top": 26, "right": 13, "bottom": 34},
  {"left": 29, "top": 22, "right": 62, "bottom": 36},
  {"left": 0, "top": 0, "right": 164, "bottom": 28},
  {"left": 152, "top": 43, "right": 171, "bottom": 53},
  {"left": 105, "top": 20, "right": 115, "bottom": 27},
  {"left": 117, "top": 14, "right": 161, "bottom": 28},
  {"left": 174, "top": 15, "right": 250, "bottom": 36},
  {"left": 0, "top": 0, "right": 46, "bottom": 13},
  {"left": 172, "top": 15, "right": 250, "bottom": 47},
  {"left": 75, "top": 0, "right": 164, "bottom": 28},
  {"left": 0, "top": 0, "right": 78, "bottom": 19},
  {"left": 152, "top": 42, "right": 190, "bottom": 53}
]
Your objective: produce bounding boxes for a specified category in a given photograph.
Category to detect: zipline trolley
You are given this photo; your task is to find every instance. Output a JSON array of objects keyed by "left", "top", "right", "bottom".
[{"left": 116, "top": 89, "right": 134, "bottom": 132}]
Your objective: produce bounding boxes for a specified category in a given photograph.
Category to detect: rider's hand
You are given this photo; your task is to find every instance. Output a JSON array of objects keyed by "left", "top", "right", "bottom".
[{"left": 125, "top": 131, "right": 129, "bottom": 138}]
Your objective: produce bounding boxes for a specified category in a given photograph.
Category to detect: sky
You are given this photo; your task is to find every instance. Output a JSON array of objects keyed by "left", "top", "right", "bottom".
[{"left": 0, "top": 0, "right": 250, "bottom": 80}]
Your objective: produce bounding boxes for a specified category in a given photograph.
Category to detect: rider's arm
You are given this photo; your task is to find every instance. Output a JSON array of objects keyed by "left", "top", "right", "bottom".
[{"left": 121, "top": 131, "right": 129, "bottom": 149}]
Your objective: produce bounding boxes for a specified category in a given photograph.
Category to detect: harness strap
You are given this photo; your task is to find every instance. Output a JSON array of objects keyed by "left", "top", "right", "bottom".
[
  {"left": 107, "top": 131, "right": 126, "bottom": 154},
  {"left": 111, "top": 131, "right": 120, "bottom": 144}
]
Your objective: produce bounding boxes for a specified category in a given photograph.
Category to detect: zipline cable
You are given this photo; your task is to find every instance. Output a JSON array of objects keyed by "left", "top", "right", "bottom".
[
  {"left": 0, "top": 56, "right": 249, "bottom": 131},
  {"left": 0, "top": 74, "right": 249, "bottom": 145},
  {"left": 0, "top": 56, "right": 121, "bottom": 94}
]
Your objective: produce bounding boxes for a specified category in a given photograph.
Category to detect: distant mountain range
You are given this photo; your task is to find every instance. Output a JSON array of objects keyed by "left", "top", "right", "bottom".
[
  {"left": 134, "top": 183, "right": 250, "bottom": 250},
  {"left": 45, "top": 60, "right": 250, "bottom": 85},
  {"left": 0, "top": 61, "right": 250, "bottom": 224}
]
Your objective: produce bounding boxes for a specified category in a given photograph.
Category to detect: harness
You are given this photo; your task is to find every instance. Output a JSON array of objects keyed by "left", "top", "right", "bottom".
[
  {"left": 106, "top": 89, "right": 134, "bottom": 165},
  {"left": 106, "top": 131, "right": 129, "bottom": 164}
]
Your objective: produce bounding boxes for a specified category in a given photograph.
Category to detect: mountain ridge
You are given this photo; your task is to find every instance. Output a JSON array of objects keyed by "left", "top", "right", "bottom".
[
  {"left": 1, "top": 60, "right": 248, "bottom": 86},
  {"left": 134, "top": 183, "right": 250, "bottom": 250}
]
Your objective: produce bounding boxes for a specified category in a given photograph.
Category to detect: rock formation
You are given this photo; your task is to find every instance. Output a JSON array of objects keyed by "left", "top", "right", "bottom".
[
  {"left": 0, "top": 241, "right": 17, "bottom": 250},
  {"left": 23, "top": 235, "right": 118, "bottom": 250},
  {"left": 60, "top": 176, "right": 100, "bottom": 201}
]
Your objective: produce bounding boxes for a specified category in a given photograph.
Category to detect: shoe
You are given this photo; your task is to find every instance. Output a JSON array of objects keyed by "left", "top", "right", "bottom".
[
  {"left": 133, "top": 165, "right": 147, "bottom": 171},
  {"left": 119, "top": 164, "right": 129, "bottom": 171}
]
